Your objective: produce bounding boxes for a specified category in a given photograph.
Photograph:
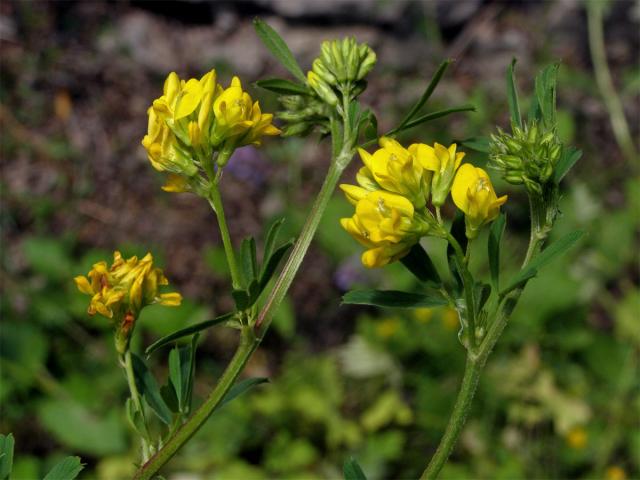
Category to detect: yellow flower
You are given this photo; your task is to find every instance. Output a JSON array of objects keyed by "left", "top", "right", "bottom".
[
  {"left": 356, "top": 137, "right": 433, "bottom": 208},
  {"left": 152, "top": 70, "right": 218, "bottom": 128},
  {"left": 340, "top": 190, "right": 429, "bottom": 268},
  {"left": 420, "top": 143, "right": 466, "bottom": 207},
  {"left": 212, "top": 76, "right": 280, "bottom": 148},
  {"left": 142, "top": 71, "right": 216, "bottom": 179},
  {"left": 452, "top": 164, "right": 507, "bottom": 239},
  {"left": 141, "top": 107, "right": 197, "bottom": 177},
  {"left": 565, "top": 426, "right": 588, "bottom": 449},
  {"left": 413, "top": 308, "right": 434, "bottom": 324},
  {"left": 142, "top": 70, "right": 279, "bottom": 192},
  {"left": 75, "top": 251, "right": 182, "bottom": 353},
  {"left": 376, "top": 317, "right": 401, "bottom": 338},
  {"left": 605, "top": 466, "right": 627, "bottom": 480},
  {"left": 442, "top": 307, "right": 459, "bottom": 331}
]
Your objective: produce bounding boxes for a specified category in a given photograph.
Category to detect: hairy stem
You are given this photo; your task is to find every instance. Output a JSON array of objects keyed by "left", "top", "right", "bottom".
[
  {"left": 133, "top": 125, "right": 355, "bottom": 480},
  {"left": 421, "top": 357, "right": 482, "bottom": 479},
  {"left": 133, "top": 327, "right": 258, "bottom": 480},
  {"left": 422, "top": 192, "right": 550, "bottom": 478},
  {"left": 122, "top": 350, "right": 151, "bottom": 462},
  {"left": 255, "top": 153, "right": 350, "bottom": 335},
  {"left": 208, "top": 185, "right": 242, "bottom": 290}
]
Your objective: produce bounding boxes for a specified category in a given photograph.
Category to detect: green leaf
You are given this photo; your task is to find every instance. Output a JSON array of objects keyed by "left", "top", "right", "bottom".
[
  {"left": 168, "top": 347, "right": 184, "bottom": 411},
  {"left": 240, "top": 237, "right": 258, "bottom": 286},
  {"left": 23, "top": 236, "right": 73, "bottom": 281},
  {"left": 125, "top": 398, "right": 147, "bottom": 438},
  {"left": 347, "top": 100, "right": 361, "bottom": 133},
  {"left": 0, "top": 433, "right": 15, "bottom": 480},
  {"left": 263, "top": 218, "right": 286, "bottom": 269},
  {"left": 501, "top": 230, "right": 584, "bottom": 295},
  {"left": 460, "top": 136, "right": 491, "bottom": 153},
  {"left": 389, "top": 105, "right": 475, "bottom": 136},
  {"left": 160, "top": 383, "right": 179, "bottom": 413},
  {"left": 554, "top": 146, "right": 582, "bottom": 184},
  {"left": 232, "top": 289, "right": 250, "bottom": 311},
  {"left": 253, "top": 18, "right": 306, "bottom": 83},
  {"left": 255, "top": 78, "right": 310, "bottom": 96},
  {"left": 535, "top": 63, "right": 559, "bottom": 128},
  {"left": 259, "top": 241, "right": 293, "bottom": 291},
  {"left": 342, "top": 289, "right": 448, "bottom": 308},
  {"left": 475, "top": 282, "right": 492, "bottom": 312},
  {"left": 131, "top": 353, "right": 173, "bottom": 425},
  {"left": 145, "top": 312, "right": 233, "bottom": 356},
  {"left": 184, "top": 333, "right": 199, "bottom": 414},
  {"left": 43, "top": 456, "right": 84, "bottom": 480},
  {"left": 215, "top": 377, "right": 269, "bottom": 411},
  {"left": 506, "top": 58, "right": 522, "bottom": 129},
  {"left": 400, "top": 243, "right": 441, "bottom": 286},
  {"left": 360, "top": 109, "right": 378, "bottom": 143},
  {"left": 488, "top": 213, "right": 506, "bottom": 290},
  {"left": 343, "top": 456, "right": 367, "bottom": 480},
  {"left": 396, "top": 59, "right": 451, "bottom": 130},
  {"left": 528, "top": 96, "right": 542, "bottom": 123},
  {"left": 330, "top": 115, "right": 344, "bottom": 159},
  {"left": 38, "top": 399, "right": 126, "bottom": 456}
]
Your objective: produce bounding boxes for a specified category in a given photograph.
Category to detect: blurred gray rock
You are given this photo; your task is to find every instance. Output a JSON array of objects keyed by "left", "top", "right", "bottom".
[{"left": 256, "top": 0, "right": 409, "bottom": 22}]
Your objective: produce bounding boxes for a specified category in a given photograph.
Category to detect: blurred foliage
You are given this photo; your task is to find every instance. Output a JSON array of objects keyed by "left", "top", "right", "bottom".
[{"left": 1, "top": 1, "right": 638, "bottom": 479}]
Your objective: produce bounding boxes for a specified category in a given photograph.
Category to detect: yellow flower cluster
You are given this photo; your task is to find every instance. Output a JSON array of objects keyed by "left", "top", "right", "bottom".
[
  {"left": 142, "top": 71, "right": 280, "bottom": 192},
  {"left": 75, "top": 252, "right": 181, "bottom": 352},
  {"left": 341, "top": 137, "right": 507, "bottom": 267}
]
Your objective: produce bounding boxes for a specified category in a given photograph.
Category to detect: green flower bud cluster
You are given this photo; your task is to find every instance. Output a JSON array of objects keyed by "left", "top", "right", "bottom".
[
  {"left": 316, "top": 37, "right": 376, "bottom": 84},
  {"left": 276, "top": 94, "right": 332, "bottom": 137},
  {"left": 489, "top": 120, "right": 562, "bottom": 194},
  {"left": 307, "top": 37, "right": 376, "bottom": 103}
]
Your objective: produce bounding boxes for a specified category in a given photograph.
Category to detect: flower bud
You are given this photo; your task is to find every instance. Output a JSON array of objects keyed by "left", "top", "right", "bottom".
[
  {"left": 309, "top": 37, "right": 376, "bottom": 96},
  {"left": 307, "top": 71, "right": 338, "bottom": 106},
  {"left": 489, "top": 120, "right": 563, "bottom": 193}
]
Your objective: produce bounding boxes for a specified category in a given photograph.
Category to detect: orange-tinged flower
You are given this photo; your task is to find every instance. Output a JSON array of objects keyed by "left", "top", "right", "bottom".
[{"left": 75, "top": 251, "right": 182, "bottom": 353}]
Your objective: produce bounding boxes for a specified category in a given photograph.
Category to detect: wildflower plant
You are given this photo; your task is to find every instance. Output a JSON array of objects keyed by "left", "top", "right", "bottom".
[{"left": 71, "top": 19, "right": 583, "bottom": 480}]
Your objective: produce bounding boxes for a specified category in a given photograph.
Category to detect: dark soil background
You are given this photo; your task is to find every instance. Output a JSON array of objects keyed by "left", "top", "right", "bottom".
[{"left": 1, "top": 1, "right": 638, "bottom": 479}]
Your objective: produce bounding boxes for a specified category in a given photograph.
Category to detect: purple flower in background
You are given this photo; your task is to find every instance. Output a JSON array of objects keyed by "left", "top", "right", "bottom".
[
  {"left": 225, "top": 146, "right": 269, "bottom": 188},
  {"left": 334, "top": 255, "right": 369, "bottom": 291}
]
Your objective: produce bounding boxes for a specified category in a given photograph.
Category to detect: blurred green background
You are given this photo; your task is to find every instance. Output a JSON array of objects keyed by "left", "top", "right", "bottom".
[{"left": 1, "top": 1, "right": 638, "bottom": 479}]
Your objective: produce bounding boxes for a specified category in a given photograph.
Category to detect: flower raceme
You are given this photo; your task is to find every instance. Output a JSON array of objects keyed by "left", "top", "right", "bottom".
[
  {"left": 452, "top": 164, "right": 508, "bottom": 239},
  {"left": 357, "top": 137, "right": 433, "bottom": 209},
  {"left": 74, "top": 251, "right": 182, "bottom": 353},
  {"left": 142, "top": 70, "right": 280, "bottom": 192},
  {"left": 341, "top": 138, "right": 507, "bottom": 266},
  {"left": 340, "top": 190, "right": 429, "bottom": 268}
]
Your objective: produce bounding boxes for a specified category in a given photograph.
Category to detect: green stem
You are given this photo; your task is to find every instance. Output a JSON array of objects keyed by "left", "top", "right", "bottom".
[
  {"left": 122, "top": 350, "right": 151, "bottom": 462},
  {"left": 134, "top": 118, "right": 356, "bottom": 480},
  {"left": 420, "top": 357, "right": 483, "bottom": 479},
  {"left": 133, "top": 327, "right": 258, "bottom": 480},
  {"left": 420, "top": 288, "right": 522, "bottom": 479},
  {"left": 445, "top": 232, "right": 476, "bottom": 350},
  {"left": 208, "top": 185, "right": 242, "bottom": 290},
  {"left": 255, "top": 153, "right": 350, "bottom": 335},
  {"left": 422, "top": 190, "right": 552, "bottom": 478},
  {"left": 587, "top": 1, "right": 637, "bottom": 163}
]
